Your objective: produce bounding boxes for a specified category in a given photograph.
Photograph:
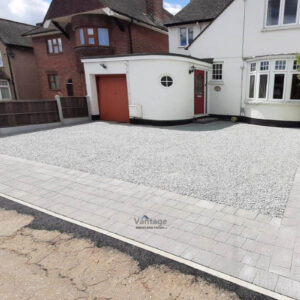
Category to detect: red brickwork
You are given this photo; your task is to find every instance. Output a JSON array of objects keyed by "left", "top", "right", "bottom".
[{"left": 33, "top": 14, "right": 168, "bottom": 99}]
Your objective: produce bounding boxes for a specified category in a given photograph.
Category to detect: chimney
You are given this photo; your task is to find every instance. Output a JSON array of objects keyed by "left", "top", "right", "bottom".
[{"left": 145, "top": 0, "right": 164, "bottom": 20}]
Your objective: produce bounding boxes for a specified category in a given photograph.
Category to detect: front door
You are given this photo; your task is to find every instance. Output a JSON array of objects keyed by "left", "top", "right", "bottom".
[{"left": 194, "top": 70, "right": 205, "bottom": 114}]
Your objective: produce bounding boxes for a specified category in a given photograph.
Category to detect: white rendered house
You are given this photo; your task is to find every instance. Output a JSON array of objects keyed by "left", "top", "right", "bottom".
[{"left": 168, "top": 0, "right": 300, "bottom": 123}]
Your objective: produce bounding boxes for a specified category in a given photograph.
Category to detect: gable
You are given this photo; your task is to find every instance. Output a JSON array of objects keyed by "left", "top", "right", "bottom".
[{"left": 189, "top": 0, "right": 244, "bottom": 58}]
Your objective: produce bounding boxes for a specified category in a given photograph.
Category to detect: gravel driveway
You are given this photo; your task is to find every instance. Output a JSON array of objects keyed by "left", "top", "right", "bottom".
[{"left": 1, "top": 121, "right": 300, "bottom": 217}]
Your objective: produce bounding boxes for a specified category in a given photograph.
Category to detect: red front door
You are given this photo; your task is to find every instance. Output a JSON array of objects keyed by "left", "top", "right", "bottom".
[
  {"left": 194, "top": 70, "right": 205, "bottom": 115},
  {"left": 97, "top": 75, "right": 130, "bottom": 123}
]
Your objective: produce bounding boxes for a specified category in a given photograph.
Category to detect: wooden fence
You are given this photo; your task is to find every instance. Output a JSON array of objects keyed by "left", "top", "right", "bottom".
[
  {"left": 60, "top": 97, "right": 89, "bottom": 119},
  {"left": 0, "top": 97, "right": 89, "bottom": 128},
  {"left": 0, "top": 100, "right": 60, "bottom": 128}
]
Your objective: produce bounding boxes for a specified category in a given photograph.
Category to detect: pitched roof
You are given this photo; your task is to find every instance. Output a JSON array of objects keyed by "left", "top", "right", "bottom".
[
  {"left": 165, "top": 0, "right": 234, "bottom": 26},
  {"left": 44, "top": 0, "right": 171, "bottom": 30},
  {"left": 0, "top": 18, "right": 35, "bottom": 47},
  {"left": 23, "top": 26, "right": 59, "bottom": 37}
]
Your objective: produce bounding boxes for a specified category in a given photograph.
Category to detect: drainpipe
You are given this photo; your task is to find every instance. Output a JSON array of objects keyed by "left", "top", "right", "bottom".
[
  {"left": 240, "top": 0, "right": 247, "bottom": 116},
  {"left": 128, "top": 19, "right": 133, "bottom": 54},
  {"left": 6, "top": 47, "right": 17, "bottom": 100}
]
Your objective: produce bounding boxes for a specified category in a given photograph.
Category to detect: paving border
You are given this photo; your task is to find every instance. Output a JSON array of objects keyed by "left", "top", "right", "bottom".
[{"left": 0, "top": 193, "right": 290, "bottom": 300}]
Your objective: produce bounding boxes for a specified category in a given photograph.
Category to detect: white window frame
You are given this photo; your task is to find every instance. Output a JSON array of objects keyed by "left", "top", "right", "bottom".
[
  {"left": 0, "top": 80, "right": 12, "bottom": 100},
  {"left": 0, "top": 50, "right": 3, "bottom": 67},
  {"left": 179, "top": 27, "right": 193, "bottom": 47},
  {"left": 265, "top": 0, "right": 300, "bottom": 28},
  {"left": 257, "top": 73, "right": 269, "bottom": 100},
  {"left": 248, "top": 64, "right": 257, "bottom": 99},
  {"left": 212, "top": 63, "right": 223, "bottom": 81},
  {"left": 289, "top": 59, "right": 300, "bottom": 100},
  {"left": 247, "top": 58, "right": 300, "bottom": 102}
]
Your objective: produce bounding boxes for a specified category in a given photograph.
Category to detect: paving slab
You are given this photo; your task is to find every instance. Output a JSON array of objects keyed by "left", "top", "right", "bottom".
[{"left": 0, "top": 154, "right": 299, "bottom": 299}]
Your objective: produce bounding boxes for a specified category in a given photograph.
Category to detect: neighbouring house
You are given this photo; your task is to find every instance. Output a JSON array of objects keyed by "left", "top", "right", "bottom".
[
  {"left": 23, "top": 0, "right": 172, "bottom": 100},
  {"left": 167, "top": 0, "right": 300, "bottom": 123},
  {"left": 0, "top": 19, "right": 41, "bottom": 100}
]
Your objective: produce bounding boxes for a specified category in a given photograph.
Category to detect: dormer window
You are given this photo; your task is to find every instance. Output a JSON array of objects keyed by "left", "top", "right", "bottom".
[
  {"left": 179, "top": 27, "right": 193, "bottom": 47},
  {"left": 266, "top": 0, "right": 299, "bottom": 27},
  {"left": 78, "top": 28, "right": 109, "bottom": 46}
]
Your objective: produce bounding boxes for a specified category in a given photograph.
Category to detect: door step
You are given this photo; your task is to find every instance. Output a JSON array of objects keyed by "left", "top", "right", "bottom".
[{"left": 193, "top": 117, "right": 220, "bottom": 124}]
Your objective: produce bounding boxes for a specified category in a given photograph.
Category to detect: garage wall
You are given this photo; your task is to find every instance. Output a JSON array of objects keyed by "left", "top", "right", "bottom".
[{"left": 83, "top": 57, "right": 211, "bottom": 121}]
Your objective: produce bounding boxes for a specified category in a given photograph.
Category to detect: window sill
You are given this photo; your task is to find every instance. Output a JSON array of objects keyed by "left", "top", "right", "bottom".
[
  {"left": 245, "top": 100, "right": 300, "bottom": 105},
  {"left": 262, "top": 24, "right": 300, "bottom": 32}
]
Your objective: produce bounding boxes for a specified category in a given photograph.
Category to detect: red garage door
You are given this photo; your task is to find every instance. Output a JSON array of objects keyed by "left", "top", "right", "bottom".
[{"left": 97, "top": 75, "right": 130, "bottom": 123}]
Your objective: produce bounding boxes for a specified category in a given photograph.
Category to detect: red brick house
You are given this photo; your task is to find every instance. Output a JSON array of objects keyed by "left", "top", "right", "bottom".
[{"left": 24, "top": 0, "right": 172, "bottom": 99}]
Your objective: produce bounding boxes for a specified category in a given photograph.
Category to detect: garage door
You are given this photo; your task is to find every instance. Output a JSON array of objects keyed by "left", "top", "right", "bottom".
[{"left": 97, "top": 75, "right": 130, "bottom": 123}]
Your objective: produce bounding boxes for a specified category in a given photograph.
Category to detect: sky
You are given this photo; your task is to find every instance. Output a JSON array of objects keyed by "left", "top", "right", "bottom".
[{"left": 0, "top": 0, "right": 189, "bottom": 25}]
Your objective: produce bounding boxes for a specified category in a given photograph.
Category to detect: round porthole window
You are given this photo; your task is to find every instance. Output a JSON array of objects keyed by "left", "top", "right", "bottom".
[{"left": 161, "top": 76, "right": 173, "bottom": 87}]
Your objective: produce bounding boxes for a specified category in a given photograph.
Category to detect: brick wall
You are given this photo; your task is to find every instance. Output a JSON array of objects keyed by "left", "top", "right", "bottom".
[{"left": 33, "top": 15, "right": 168, "bottom": 99}]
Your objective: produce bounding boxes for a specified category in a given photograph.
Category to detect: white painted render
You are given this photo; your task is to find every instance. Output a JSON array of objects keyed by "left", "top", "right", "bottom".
[
  {"left": 82, "top": 55, "right": 211, "bottom": 121},
  {"left": 168, "top": 22, "right": 210, "bottom": 55},
  {"left": 169, "top": 0, "right": 300, "bottom": 121}
]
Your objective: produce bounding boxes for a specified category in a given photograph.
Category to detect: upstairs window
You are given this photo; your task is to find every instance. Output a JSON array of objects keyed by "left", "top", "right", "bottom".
[
  {"left": 266, "top": 0, "right": 299, "bottom": 26},
  {"left": 212, "top": 63, "right": 223, "bottom": 81},
  {"left": 0, "top": 51, "right": 3, "bottom": 67},
  {"left": 87, "top": 28, "right": 95, "bottom": 45},
  {"left": 284, "top": 0, "right": 298, "bottom": 24},
  {"left": 179, "top": 27, "right": 193, "bottom": 46},
  {"left": 47, "top": 38, "right": 63, "bottom": 54},
  {"left": 78, "top": 28, "right": 109, "bottom": 46},
  {"left": 266, "top": 0, "right": 281, "bottom": 25}
]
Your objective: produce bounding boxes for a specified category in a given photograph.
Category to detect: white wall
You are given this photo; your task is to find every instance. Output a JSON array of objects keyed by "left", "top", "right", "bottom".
[
  {"left": 189, "top": 0, "right": 245, "bottom": 116},
  {"left": 244, "top": 0, "right": 300, "bottom": 57},
  {"left": 168, "top": 22, "right": 209, "bottom": 56},
  {"left": 83, "top": 56, "right": 211, "bottom": 121},
  {"left": 245, "top": 103, "right": 300, "bottom": 121}
]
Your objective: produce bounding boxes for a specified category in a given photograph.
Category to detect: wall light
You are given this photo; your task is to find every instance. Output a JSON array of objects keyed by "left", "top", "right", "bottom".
[
  {"left": 100, "top": 63, "right": 107, "bottom": 69},
  {"left": 189, "top": 66, "right": 196, "bottom": 74}
]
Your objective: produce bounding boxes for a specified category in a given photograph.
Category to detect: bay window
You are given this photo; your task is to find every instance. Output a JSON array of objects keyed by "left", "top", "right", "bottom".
[
  {"left": 259, "top": 74, "right": 269, "bottom": 99},
  {"left": 266, "top": 0, "right": 299, "bottom": 27},
  {"left": 273, "top": 74, "right": 285, "bottom": 99},
  {"left": 78, "top": 27, "right": 109, "bottom": 46},
  {"left": 291, "top": 60, "right": 300, "bottom": 99},
  {"left": 247, "top": 58, "right": 300, "bottom": 102}
]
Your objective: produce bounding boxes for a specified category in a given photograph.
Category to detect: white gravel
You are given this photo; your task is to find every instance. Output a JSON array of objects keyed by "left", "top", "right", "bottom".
[{"left": 1, "top": 121, "right": 300, "bottom": 217}]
